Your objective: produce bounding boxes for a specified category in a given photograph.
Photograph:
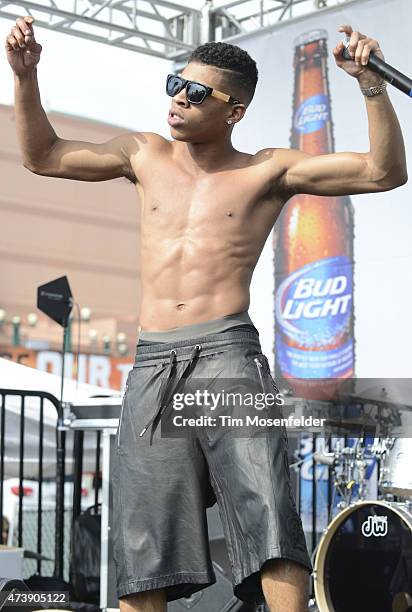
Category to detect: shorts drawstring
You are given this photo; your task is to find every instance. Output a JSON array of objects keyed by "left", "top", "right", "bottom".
[{"left": 139, "top": 343, "right": 202, "bottom": 445}]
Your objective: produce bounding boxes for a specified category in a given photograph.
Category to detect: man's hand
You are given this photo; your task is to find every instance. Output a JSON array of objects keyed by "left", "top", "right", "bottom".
[
  {"left": 332, "top": 25, "right": 384, "bottom": 88},
  {"left": 5, "top": 16, "right": 42, "bottom": 76}
]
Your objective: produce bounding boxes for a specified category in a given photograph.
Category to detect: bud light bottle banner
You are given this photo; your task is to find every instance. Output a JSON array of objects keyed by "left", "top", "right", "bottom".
[
  {"left": 273, "top": 29, "right": 355, "bottom": 387},
  {"left": 275, "top": 255, "right": 353, "bottom": 378}
]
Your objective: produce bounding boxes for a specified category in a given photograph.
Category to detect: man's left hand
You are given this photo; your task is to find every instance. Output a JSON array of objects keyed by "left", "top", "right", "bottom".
[{"left": 333, "top": 25, "right": 385, "bottom": 88}]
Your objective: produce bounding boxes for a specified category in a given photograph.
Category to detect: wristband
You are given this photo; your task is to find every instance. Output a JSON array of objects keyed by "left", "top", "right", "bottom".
[{"left": 359, "top": 79, "right": 387, "bottom": 97}]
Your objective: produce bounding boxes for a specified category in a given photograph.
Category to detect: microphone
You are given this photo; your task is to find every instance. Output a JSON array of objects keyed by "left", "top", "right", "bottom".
[{"left": 341, "top": 36, "right": 412, "bottom": 98}]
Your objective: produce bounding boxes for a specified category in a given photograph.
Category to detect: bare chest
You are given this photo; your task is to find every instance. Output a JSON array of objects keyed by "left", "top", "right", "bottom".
[{"left": 136, "top": 162, "right": 284, "bottom": 234}]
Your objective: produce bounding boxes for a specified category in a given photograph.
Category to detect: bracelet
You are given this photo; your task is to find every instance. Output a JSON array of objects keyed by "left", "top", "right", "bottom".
[{"left": 359, "top": 79, "right": 387, "bottom": 97}]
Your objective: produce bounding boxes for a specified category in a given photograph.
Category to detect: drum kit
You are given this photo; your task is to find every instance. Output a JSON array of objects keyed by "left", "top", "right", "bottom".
[
  {"left": 284, "top": 378, "right": 412, "bottom": 612},
  {"left": 311, "top": 437, "right": 412, "bottom": 612}
]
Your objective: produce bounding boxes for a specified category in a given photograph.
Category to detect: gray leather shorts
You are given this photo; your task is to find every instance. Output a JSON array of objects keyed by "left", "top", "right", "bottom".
[{"left": 111, "top": 328, "right": 312, "bottom": 605}]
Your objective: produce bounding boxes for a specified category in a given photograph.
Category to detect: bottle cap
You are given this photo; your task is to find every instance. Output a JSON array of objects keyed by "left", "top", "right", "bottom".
[{"left": 293, "top": 29, "right": 328, "bottom": 47}]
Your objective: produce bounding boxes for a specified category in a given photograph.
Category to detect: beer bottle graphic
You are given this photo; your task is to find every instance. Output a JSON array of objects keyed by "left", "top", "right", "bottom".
[{"left": 273, "top": 29, "right": 355, "bottom": 396}]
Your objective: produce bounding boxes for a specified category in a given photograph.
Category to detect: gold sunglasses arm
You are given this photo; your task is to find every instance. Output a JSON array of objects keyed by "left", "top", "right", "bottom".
[
  {"left": 211, "top": 89, "right": 231, "bottom": 103},
  {"left": 211, "top": 89, "right": 240, "bottom": 104}
]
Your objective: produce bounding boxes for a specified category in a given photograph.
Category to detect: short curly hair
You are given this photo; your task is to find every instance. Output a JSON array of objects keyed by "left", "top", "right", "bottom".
[{"left": 187, "top": 41, "right": 258, "bottom": 106}]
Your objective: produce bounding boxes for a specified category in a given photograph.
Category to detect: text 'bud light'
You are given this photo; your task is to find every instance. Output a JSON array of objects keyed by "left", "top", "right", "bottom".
[
  {"left": 294, "top": 94, "right": 329, "bottom": 134},
  {"left": 275, "top": 257, "right": 353, "bottom": 378}
]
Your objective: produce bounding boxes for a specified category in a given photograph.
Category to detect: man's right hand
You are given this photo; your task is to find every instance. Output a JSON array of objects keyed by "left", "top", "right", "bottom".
[
  {"left": 5, "top": 16, "right": 42, "bottom": 76},
  {"left": 6, "top": 15, "right": 163, "bottom": 183}
]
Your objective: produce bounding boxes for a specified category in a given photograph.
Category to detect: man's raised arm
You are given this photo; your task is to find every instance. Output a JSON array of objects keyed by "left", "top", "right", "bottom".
[
  {"left": 273, "top": 25, "right": 408, "bottom": 198},
  {"left": 5, "top": 15, "right": 157, "bottom": 183}
]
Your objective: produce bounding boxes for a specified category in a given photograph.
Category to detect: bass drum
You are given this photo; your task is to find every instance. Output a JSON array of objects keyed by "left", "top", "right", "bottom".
[{"left": 314, "top": 501, "right": 412, "bottom": 612}]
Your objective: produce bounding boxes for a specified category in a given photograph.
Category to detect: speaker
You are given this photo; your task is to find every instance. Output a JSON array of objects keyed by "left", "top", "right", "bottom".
[
  {"left": 207, "top": 505, "right": 231, "bottom": 577},
  {"left": 168, "top": 561, "right": 242, "bottom": 611}
]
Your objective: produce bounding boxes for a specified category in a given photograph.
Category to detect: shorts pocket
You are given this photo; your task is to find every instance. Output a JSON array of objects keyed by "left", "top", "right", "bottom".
[
  {"left": 116, "top": 372, "right": 131, "bottom": 450},
  {"left": 252, "top": 354, "right": 266, "bottom": 394},
  {"left": 245, "top": 352, "right": 282, "bottom": 400},
  {"left": 260, "top": 354, "right": 281, "bottom": 396}
]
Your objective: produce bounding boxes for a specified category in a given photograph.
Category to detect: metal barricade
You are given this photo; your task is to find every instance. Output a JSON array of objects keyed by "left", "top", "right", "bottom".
[{"left": 0, "top": 388, "right": 103, "bottom": 582}]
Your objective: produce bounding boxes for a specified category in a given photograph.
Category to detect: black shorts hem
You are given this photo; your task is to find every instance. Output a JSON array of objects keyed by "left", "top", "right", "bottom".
[
  {"left": 233, "top": 545, "right": 313, "bottom": 605},
  {"left": 117, "top": 571, "right": 216, "bottom": 602}
]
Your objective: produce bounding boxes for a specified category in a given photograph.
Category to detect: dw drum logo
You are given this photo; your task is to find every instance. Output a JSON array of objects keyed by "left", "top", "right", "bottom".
[{"left": 361, "top": 515, "right": 388, "bottom": 537}]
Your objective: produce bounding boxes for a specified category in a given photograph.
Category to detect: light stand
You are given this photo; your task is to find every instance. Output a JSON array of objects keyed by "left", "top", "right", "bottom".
[{"left": 37, "top": 275, "right": 73, "bottom": 579}]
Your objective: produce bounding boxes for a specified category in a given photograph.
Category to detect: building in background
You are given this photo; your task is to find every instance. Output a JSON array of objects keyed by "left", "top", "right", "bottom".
[{"left": 0, "top": 103, "right": 141, "bottom": 387}]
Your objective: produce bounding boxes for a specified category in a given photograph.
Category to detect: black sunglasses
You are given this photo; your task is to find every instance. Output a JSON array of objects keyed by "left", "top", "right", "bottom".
[{"left": 166, "top": 73, "right": 240, "bottom": 105}]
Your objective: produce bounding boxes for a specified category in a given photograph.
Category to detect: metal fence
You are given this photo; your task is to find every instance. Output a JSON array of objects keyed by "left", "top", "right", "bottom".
[{"left": 0, "top": 388, "right": 101, "bottom": 582}]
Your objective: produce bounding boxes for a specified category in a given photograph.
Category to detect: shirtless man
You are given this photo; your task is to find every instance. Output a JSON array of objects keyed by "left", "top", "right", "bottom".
[{"left": 6, "top": 15, "right": 407, "bottom": 612}]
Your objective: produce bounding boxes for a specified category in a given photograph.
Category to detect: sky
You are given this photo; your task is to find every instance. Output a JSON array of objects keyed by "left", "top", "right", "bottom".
[{"left": 0, "top": 14, "right": 174, "bottom": 134}]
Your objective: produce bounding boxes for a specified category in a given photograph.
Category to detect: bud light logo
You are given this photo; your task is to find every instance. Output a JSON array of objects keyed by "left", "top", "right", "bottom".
[
  {"left": 276, "top": 256, "right": 352, "bottom": 345},
  {"left": 275, "top": 256, "right": 354, "bottom": 378},
  {"left": 294, "top": 94, "right": 329, "bottom": 134}
]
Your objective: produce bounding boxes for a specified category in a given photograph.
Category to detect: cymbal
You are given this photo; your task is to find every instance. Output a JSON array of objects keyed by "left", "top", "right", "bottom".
[
  {"left": 335, "top": 378, "right": 412, "bottom": 410},
  {"left": 325, "top": 415, "right": 378, "bottom": 426}
]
